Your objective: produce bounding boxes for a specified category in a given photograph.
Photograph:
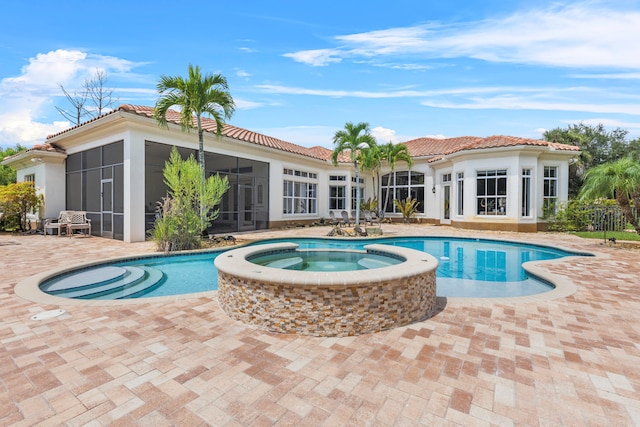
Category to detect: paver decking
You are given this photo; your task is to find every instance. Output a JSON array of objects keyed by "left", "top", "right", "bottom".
[{"left": 1, "top": 225, "right": 639, "bottom": 426}]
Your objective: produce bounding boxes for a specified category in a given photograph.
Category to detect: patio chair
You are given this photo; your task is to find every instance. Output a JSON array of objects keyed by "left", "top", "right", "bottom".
[
  {"left": 329, "top": 211, "right": 343, "bottom": 227},
  {"left": 362, "top": 211, "right": 380, "bottom": 225},
  {"left": 369, "top": 211, "right": 381, "bottom": 225},
  {"left": 44, "top": 210, "right": 74, "bottom": 237},
  {"left": 341, "top": 210, "right": 353, "bottom": 227},
  {"left": 66, "top": 211, "right": 92, "bottom": 237}
]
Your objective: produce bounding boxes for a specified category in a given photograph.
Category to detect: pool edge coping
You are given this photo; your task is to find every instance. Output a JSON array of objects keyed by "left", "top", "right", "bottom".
[{"left": 14, "top": 235, "right": 602, "bottom": 307}]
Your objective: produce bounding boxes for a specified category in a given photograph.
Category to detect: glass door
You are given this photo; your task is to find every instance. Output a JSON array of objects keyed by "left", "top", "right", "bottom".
[
  {"left": 101, "top": 179, "right": 113, "bottom": 238},
  {"left": 238, "top": 177, "right": 255, "bottom": 231},
  {"left": 443, "top": 184, "right": 451, "bottom": 223}
]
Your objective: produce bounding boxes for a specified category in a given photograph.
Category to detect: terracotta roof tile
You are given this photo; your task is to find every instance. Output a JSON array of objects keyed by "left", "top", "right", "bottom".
[
  {"left": 119, "top": 105, "right": 331, "bottom": 161},
  {"left": 2, "top": 142, "right": 67, "bottom": 162},
  {"left": 405, "top": 135, "right": 579, "bottom": 159},
  {"left": 404, "top": 136, "right": 481, "bottom": 157},
  {"left": 43, "top": 104, "right": 579, "bottom": 163}
]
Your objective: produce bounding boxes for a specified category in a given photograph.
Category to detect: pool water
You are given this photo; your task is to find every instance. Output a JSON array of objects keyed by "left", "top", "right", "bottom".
[
  {"left": 247, "top": 250, "right": 403, "bottom": 271},
  {"left": 40, "top": 236, "right": 586, "bottom": 299}
]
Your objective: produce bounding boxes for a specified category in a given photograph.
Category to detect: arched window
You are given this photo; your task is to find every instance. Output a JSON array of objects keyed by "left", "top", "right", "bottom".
[{"left": 380, "top": 171, "right": 425, "bottom": 213}]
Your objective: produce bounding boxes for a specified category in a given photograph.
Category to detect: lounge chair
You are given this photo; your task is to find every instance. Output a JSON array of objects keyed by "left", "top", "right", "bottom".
[
  {"left": 363, "top": 210, "right": 379, "bottom": 226},
  {"left": 341, "top": 210, "right": 353, "bottom": 227},
  {"left": 370, "top": 211, "right": 381, "bottom": 225},
  {"left": 329, "top": 211, "right": 343, "bottom": 227}
]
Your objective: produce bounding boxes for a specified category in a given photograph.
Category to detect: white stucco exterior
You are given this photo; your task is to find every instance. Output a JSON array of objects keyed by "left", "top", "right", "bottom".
[{"left": 2, "top": 105, "right": 579, "bottom": 242}]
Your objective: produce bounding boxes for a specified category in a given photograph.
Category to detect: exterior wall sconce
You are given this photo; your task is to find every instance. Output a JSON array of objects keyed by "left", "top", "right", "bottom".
[{"left": 432, "top": 186, "right": 436, "bottom": 194}]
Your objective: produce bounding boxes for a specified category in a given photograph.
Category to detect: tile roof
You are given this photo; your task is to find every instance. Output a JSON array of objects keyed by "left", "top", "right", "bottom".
[
  {"left": 41, "top": 104, "right": 579, "bottom": 162},
  {"left": 121, "top": 105, "right": 332, "bottom": 161},
  {"left": 405, "top": 135, "right": 580, "bottom": 159},
  {"left": 1, "top": 142, "right": 66, "bottom": 163}
]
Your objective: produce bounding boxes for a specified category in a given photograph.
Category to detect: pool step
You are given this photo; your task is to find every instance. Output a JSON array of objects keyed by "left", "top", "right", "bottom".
[
  {"left": 48, "top": 266, "right": 165, "bottom": 299},
  {"left": 44, "top": 266, "right": 128, "bottom": 292},
  {"left": 265, "top": 256, "right": 303, "bottom": 269},
  {"left": 92, "top": 267, "right": 166, "bottom": 299}
]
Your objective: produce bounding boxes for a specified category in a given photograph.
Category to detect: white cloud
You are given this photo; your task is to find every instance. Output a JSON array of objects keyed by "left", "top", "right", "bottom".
[
  {"left": 371, "top": 126, "right": 398, "bottom": 143},
  {"left": 420, "top": 96, "right": 640, "bottom": 115},
  {"left": 255, "top": 83, "right": 640, "bottom": 116},
  {"left": 575, "top": 117, "right": 640, "bottom": 131},
  {"left": 284, "top": 3, "right": 640, "bottom": 69},
  {"left": 0, "top": 112, "right": 69, "bottom": 146},
  {"left": 234, "top": 98, "right": 264, "bottom": 109},
  {"left": 570, "top": 72, "right": 640, "bottom": 79},
  {"left": 534, "top": 127, "right": 548, "bottom": 136},
  {"left": 235, "top": 69, "right": 251, "bottom": 78},
  {"left": 0, "top": 49, "right": 147, "bottom": 147},
  {"left": 283, "top": 49, "right": 342, "bottom": 67}
]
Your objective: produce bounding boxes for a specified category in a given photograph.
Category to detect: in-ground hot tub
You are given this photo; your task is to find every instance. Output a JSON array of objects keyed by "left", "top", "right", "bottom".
[{"left": 215, "top": 242, "right": 439, "bottom": 337}]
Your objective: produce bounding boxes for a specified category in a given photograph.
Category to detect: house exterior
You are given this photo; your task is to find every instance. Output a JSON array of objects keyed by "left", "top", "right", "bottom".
[{"left": 2, "top": 104, "right": 580, "bottom": 242}]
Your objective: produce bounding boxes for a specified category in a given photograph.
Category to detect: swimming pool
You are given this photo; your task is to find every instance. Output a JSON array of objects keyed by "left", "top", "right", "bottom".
[{"left": 38, "top": 236, "right": 587, "bottom": 299}]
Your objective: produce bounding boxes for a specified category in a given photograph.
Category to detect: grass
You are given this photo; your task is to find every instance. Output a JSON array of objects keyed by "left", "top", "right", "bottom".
[{"left": 571, "top": 231, "right": 640, "bottom": 241}]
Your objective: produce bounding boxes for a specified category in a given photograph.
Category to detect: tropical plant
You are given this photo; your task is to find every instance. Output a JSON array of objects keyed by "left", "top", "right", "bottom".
[
  {"left": 0, "top": 181, "right": 43, "bottom": 232},
  {"left": 154, "top": 64, "right": 235, "bottom": 223},
  {"left": 360, "top": 197, "right": 378, "bottom": 213},
  {"left": 331, "top": 122, "right": 376, "bottom": 227},
  {"left": 151, "top": 147, "right": 229, "bottom": 252},
  {"left": 358, "top": 143, "right": 381, "bottom": 203},
  {"left": 379, "top": 141, "right": 413, "bottom": 214},
  {"left": 578, "top": 157, "right": 640, "bottom": 234},
  {"left": 393, "top": 196, "right": 420, "bottom": 224}
]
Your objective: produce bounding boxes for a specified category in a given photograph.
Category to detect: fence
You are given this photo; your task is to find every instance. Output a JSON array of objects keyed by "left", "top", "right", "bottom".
[{"left": 590, "top": 205, "right": 638, "bottom": 232}]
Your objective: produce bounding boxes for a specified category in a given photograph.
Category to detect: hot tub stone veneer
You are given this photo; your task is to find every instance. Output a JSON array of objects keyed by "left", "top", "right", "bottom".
[{"left": 215, "top": 243, "right": 438, "bottom": 337}]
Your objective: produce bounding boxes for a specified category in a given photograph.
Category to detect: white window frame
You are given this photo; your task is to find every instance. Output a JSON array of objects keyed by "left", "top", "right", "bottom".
[
  {"left": 283, "top": 167, "right": 318, "bottom": 215},
  {"left": 476, "top": 169, "right": 507, "bottom": 216},
  {"left": 543, "top": 166, "right": 558, "bottom": 217},
  {"left": 329, "top": 176, "right": 347, "bottom": 210},
  {"left": 522, "top": 169, "right": 532, "bottom": 217},
  {"left": 456, "top": 172, "right": 464, "bottom": 216}
]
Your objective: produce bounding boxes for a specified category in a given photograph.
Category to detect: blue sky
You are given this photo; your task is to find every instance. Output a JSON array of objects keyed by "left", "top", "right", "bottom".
[{"left": 2, "top": 0, "right": 640, "bottom": 149}]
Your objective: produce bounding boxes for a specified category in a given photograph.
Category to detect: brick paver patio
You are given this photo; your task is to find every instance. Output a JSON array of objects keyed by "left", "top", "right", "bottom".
[{"left": 1, "top": 225, "right": 639, "bottom": 426}]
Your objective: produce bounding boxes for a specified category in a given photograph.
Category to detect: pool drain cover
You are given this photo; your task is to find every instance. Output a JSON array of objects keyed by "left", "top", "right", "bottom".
[{"left": 30, "top": 309, "right": 66, "bottom": 321}]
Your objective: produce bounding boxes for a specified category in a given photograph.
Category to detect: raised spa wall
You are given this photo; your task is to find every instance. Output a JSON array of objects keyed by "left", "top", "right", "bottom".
[{"left": 215, "top": 243, "right": 439, "bottom": 337}]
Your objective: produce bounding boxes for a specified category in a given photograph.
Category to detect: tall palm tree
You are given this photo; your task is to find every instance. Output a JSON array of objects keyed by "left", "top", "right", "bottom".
[
  {"left": 358, "top": 143, "right": 381, "bottom": 206},
  {"left": 379, "top": 142, "right": 413, "bottom": 215},
  {"left": 579, "top": 157, "right": 640, "bottom": 234},
  {"left": 154, "top": 64, "right": 235, "bottom": 183},
  {"left": 331, "top": 122, "right": 376, "bottom": 227}
]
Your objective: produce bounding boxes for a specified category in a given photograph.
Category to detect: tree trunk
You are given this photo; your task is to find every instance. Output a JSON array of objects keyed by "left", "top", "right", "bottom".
[
  {"left": 354, "top": 161, "right": 360, "bottom": 226},
  {"left": 616, "top": 191, "right": 640, "bottom": 234},
  {"left": 632, "top": 189, "right": 640, "bottom": 234},
  {"left": 197, "top": 116, "right": 206, "bottom": 230}
]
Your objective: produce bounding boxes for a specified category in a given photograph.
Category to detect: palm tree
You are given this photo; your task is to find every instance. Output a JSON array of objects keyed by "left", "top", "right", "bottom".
[
  {"left": 579, "top": 157, "right": 640, "bottom": 234},
  {"left": 331, "top": 122, "right": 376, "bottom": 227},
  {"left": 379, "top": 141, "right": 413, "bottom": 215},
  {"left": 358, "top": 143, "right": 382, "bottom": 206},
  {"left": 154, "top": 64, "right": 235, "bottom": 183}
]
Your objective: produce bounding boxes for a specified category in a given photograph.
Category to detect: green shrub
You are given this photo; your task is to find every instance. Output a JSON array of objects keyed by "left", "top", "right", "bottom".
[
  {"left": 151, "top": 147, "right": 229, "bottom": 252},
  {"left": 548, "top": 200, "right": 592, "bottom": 231}
]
